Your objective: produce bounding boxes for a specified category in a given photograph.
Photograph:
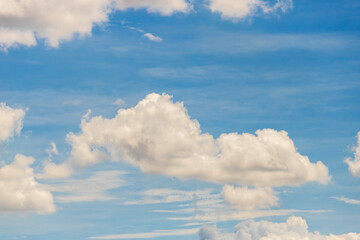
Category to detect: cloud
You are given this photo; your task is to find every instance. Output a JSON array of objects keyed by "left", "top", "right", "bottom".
[
  {"left": 222, "top": 185, "right": 278, "bottom": 210},
  {"left": 0, "top": 103, "right": 25, "bottom": 142},
  {"left": 49, "top": 93, "right": 329, "bottom": 188},
  {"left": 345, "top": 131, "right": 360, "bottom": 178},
  {"left": 143, "top": 33, "right": 163, "bottom": 42},
  {"left": 169, "top": 209, "right": 330, "bottom": 222},
  {"left": 89, "top": 228, "right": 199, "bottom": 239},
  {"left": 0, "top": 0, "right": 191, "bottom": 50},
  {"left": 331, "top": 196, "right": 360, "bottom": 205},
  {"left": 124, "top": 188, "right": 216, "bottom": 205},
  {"left": 0, "top": 154, "right": 55, "bottom": 214},
  {"left": 198, "top": 216, "right": 360, "bottom": 240},
  {"left": 112, "top": 98, "right": 126, "bottom": 106},
  {"left": 207, "top": 0, "right": 293, "bottom": 20},
  {"left": 46, "top": 142, "right": 59, "bottom": 158},
  {"left": 47, "top": 171, "right": 125, "bottom": 203}
]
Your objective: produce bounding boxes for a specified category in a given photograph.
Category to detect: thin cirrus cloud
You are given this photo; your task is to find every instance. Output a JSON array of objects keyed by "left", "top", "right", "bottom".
[
  {"left": 89, "top": 228, "right": 199, "bottom": 239},
  {"left": 345, "top": 131, "right": 360, "bottom": 178},
  {"left": 0, "top": 0, "right": 191, "bottom": 50},
  {"left": 43, "top": 93, "right": 330, "bottom": 189},
  {"left": 198, "top": 216, "right": 360, "bottom": 240},
  {"left": 46, "top": 171, "right": 126, "bottom": 203},
  {"left": 331, "top": 196, "right": 360, "bottom": 205}
]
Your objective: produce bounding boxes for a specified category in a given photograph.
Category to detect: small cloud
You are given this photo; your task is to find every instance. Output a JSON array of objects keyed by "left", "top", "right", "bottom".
[
  {"left": 331, "top": 196, "right": 360, "bottom": 205},
  {"left": 143, "top": 33, "right": 163, "bottom": 42},
  {"left": 112, "top": 98, "right": 125, "bottom": 106},
  {"left": 46, "top": 142, "right": 59, "bottom": 158}
]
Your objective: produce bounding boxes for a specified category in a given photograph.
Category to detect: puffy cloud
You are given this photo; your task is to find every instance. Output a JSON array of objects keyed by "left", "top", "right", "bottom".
[
  {"left": 0, "top": 103, "right": 25, "bottom": 142},
  {"left": 222, "top": 185, "right": 278, "bottom": 210},
  {"left": 207, "top": 0, "right": 293, "bottom": 20},
  {"left": 0, "top": 0, "right": 191, "bottom": 50},
  {"left": 49, "top": 93, "right": 330, "bottom": 188},
  {"left": 0, "top": 154, "right": 55, "bottom": 214},
  {"left": 345, "top": 131, "right": 360, "bottom": 178},
  {"left": 143, "top": 33, "right": 163, "bottom": 42},
  {"left": 198, "top": 216, "right": 360, "bottom": 240}
]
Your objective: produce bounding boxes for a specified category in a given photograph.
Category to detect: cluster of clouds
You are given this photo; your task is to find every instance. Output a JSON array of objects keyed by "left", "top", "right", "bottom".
[
  {"left": 1, "top": 94, "right": 358, "bottom": 217},
  {"left": 0, "top": 0, "right": 292, "bottom": 50},
  {"left": 199, "top": 216, "right": 360, "bottom": 240},
  {"left": 0, "top": 103, "right": 55, "bottom": 214},
  {"left": 42, "top": 93, "right": 330, "bottom": 210}
]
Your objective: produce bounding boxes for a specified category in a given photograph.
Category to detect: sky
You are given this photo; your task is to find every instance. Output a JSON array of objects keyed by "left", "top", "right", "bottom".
[{"left": 0, "top": 0, "right": 360, "bottom": 239}]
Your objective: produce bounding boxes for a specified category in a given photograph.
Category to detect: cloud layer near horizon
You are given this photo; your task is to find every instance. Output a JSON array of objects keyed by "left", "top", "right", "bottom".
[
  {"left": 199, "top": 216, "right": 360, "bottom": 240},
  {"left": 44, "top": 93, "right": 330, "bottom": 188}
]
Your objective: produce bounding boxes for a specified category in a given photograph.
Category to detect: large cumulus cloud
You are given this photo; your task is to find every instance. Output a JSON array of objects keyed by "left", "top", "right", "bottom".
[{"left": 44, "top": 93, "right": 330, "bottom": 188}]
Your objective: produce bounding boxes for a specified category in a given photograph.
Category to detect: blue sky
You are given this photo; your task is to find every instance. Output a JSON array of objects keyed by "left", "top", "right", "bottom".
[{"left": 0, "top": 0, "right": 359, "bottom": 239}]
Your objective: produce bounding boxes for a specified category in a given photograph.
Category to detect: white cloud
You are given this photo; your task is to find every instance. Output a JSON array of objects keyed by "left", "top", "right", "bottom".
[
  {"left": 0, "top": 0, "right": 191, "bottom": 50},
  {"left": 198, "top": 216, "right": 360, "bottom": 240},
  {"left": 331, "top": 196, "right": 360, "bottom": 205},
  {"left": 47, "top": 171, "right": 125, "bottom": 203},
  {"left": 0, "top": 154, "right": 55, "bottom": 214},
  {"left": 143, "top": 33, "right": 163, "bottom": 42},
  {"left": 222, "top": 185, "right": 278, "bottom": 210},
  {"left": 207, "top": 0, "right": 293, "bottom": 20},
  {"left": 50, "top": 93, "right": 329, "bottom": 188},
  {"left": 89, "top": 228, "right": 199, "bottom": 239},
  {"left": 38, "top": 162, "right": 73, "bottom": 179},
  {"left": 0, "top": 103, "right": 25, "bottom": 142},
  {"left": 345, "top": 131, "right": 360, "bottom": 178}
]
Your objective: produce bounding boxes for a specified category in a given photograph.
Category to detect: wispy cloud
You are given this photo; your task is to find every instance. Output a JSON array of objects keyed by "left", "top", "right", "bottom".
[
  {"left": 331, "top": 196, "right": 360, "bottom": 205},
  {"left": 88, "top": 228, "right": 199, "bottom": 239},
  {"left": 46, "top": 171, "right": 126, "bottom": 203}
]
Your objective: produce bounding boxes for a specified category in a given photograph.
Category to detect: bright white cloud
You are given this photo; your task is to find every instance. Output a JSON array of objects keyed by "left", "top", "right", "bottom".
[
  {"left": 207, "top": 0, "right": 293, "bottom": 20},
  {"left": 0, "top": 154, "right": 55, "bottom": 214},
  {"left": 0, "top": 103, "right": 25, "bottom": 142},
  {"left": 345, "top": 131, "right": 360, "bottom": 178},
  {"left": 0, "top": 0, "right": 191, "bottom": 50},
  {"left": 222, "top": 185, "right": 278, "bottom": 210},
  {"left": 143, "top": 33, "right": 163, "bottom": 42},
  {"left": 51, "top": 93, "right": 329, "bottom": 188},
  {"left": 47, "top": 171, "right": 125, "bottom": 203},
  {"left": 331, "top": 196, "right": 360, "bottom": 205},
  {"left": 198, "top": 216, "right": 360, "bottom": 240},
  {"left": 90, "top": 228, "right": 199, "bottom": 239}
]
